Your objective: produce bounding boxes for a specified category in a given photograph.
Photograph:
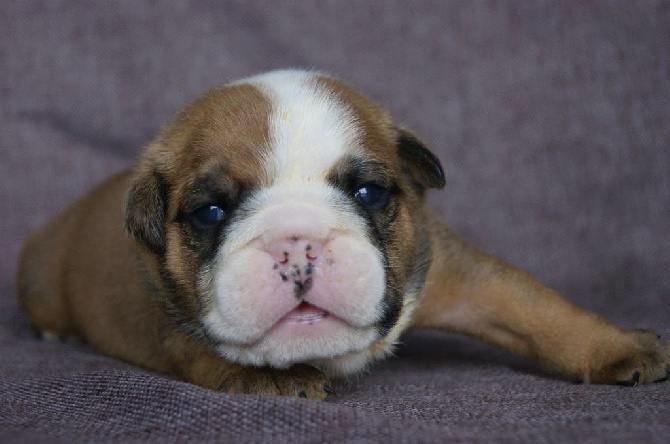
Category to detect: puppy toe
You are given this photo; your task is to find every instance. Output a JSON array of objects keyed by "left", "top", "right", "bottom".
[
  {"left": 616, "top": 371, "right": 640, "bottom": 387},
  {"left": 274, "top": 364, "right": 332, "bottom": 400},
  {"left": 654, "top": 366, "right": 670, "bottom": 383}
]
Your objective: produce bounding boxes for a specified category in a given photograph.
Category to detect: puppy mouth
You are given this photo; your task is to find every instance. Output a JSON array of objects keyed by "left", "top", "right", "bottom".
[{"left": 279, "top": 301, "right": 329, "bottom": 325}]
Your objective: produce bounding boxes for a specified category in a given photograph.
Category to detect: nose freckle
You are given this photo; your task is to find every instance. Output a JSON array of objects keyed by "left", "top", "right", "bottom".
[
  {"left": 305, "top": 244, "right": 318, "bottom": 261},
  {"left": 303, "top": 277, "right": 313, "bottom": 291}
]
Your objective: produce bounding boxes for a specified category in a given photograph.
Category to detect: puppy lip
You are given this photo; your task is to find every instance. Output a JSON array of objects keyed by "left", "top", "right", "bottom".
[{"left": 279, "top": 302, "right": 329, "bottom": 325}]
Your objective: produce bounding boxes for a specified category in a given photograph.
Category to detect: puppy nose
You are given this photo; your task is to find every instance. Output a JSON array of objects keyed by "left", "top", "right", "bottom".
[
  {"left": 267, "top": 237, "right": 323, "bottom": 299},
  {"left": 267, "top": 236, "right": 322, "bottom": 265}
]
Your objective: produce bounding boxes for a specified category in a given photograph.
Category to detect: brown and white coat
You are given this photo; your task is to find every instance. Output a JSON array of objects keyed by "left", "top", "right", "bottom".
[{"left": 18, "top": 70, "right": 669, "bottom": 399}]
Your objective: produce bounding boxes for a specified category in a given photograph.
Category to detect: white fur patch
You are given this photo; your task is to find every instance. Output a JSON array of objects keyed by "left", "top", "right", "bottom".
[
  {"left": 201, "top": 183, "right": 386, "bottom": 369},
  {"left": 241, "top": 70, "right": 363, "bottom": 186}
]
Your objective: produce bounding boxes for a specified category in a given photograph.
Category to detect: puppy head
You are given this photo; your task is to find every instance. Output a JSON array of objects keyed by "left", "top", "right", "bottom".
[{"left": 125, "top": 70, "right": 445, "bottom": 376}]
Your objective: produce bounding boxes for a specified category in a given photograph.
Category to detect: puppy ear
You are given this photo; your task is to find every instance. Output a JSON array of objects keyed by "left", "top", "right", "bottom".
[
  {"left": 125, "top": 170, "right": 168, "bottom": 255},
  {"left": 396, "top": 128, "right": 446, "bottom": 190}
]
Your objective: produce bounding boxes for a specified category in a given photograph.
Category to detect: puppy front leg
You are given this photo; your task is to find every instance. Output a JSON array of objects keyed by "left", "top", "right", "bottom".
[
  {"left": 163, "top": 334, "right": 333, "bottom": 399},
  {"left": 412, "top": 216, "right": 670, "bottom": 385}
]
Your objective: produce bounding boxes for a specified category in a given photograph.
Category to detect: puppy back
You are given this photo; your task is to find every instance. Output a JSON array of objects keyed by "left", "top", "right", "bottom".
[{"left": 16, "top": 170, "right": 134, "bottom": 339}]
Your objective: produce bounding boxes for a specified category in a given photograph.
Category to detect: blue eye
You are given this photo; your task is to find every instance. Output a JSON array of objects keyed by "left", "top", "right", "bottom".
[
  {"left": 190, "top": 205, "right": 225, "bottom": 231},
  {"left": 354, "top": 184, "right": 390, "bottom": 211}
]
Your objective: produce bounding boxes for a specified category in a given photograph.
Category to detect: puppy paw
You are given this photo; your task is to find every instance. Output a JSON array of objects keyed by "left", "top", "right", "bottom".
[
  {"left": 589, "top": 329, "right": 670, "bottom": 386},
  {"left": 219, "top": 364, "right": 334, "bottom": 400}
]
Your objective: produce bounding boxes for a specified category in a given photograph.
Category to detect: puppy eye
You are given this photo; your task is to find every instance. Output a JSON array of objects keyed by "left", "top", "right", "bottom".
[
  {"left": 190, "top": 205, "right": 225, "bottom": 231},
  {"left": 354, "top": 184, "right": 390, "bottom": 211}
]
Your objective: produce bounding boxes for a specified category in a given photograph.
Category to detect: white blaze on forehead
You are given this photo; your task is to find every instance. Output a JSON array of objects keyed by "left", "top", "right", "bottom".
[{"left": 240, "top": 70, "right": 361, "bottom": 184}]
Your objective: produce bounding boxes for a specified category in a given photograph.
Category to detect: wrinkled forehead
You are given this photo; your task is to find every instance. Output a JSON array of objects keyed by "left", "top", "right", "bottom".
[{"left": 164, "top": 71, "right": 398, "bottom": 192}]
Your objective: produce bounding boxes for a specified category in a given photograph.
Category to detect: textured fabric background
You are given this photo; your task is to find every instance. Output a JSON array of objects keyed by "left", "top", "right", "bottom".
[{"left": 1, "top": 1, "right": 668, "bottom": 442}]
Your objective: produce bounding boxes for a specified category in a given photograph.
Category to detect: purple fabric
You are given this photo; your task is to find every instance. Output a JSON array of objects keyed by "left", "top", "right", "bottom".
[{"left": 1, "top": 1, "right": 668, "bottom": 442}]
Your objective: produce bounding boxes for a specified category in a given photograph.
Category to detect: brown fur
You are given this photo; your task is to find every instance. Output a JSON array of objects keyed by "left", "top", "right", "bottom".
[
  {"left": 412, "top": 214, "right": 670, "bottom": 385},
  {"left": 17, "top": 74, "right": 669, "bottom": 400}
]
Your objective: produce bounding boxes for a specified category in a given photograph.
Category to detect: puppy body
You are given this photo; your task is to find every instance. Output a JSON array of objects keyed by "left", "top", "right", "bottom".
[{"left": 18, "top": 70, "right": 669, "bottom": 398}]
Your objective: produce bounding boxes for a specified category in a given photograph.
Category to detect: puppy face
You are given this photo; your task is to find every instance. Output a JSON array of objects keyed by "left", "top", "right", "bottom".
[{"left": 126, "top": 70, "right": 445, "bottom": 376}]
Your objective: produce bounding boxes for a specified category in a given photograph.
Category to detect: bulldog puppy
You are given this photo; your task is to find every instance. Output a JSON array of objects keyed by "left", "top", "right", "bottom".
[{"left": 17, "top": 70, "right": 669, "bottom": 399}]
